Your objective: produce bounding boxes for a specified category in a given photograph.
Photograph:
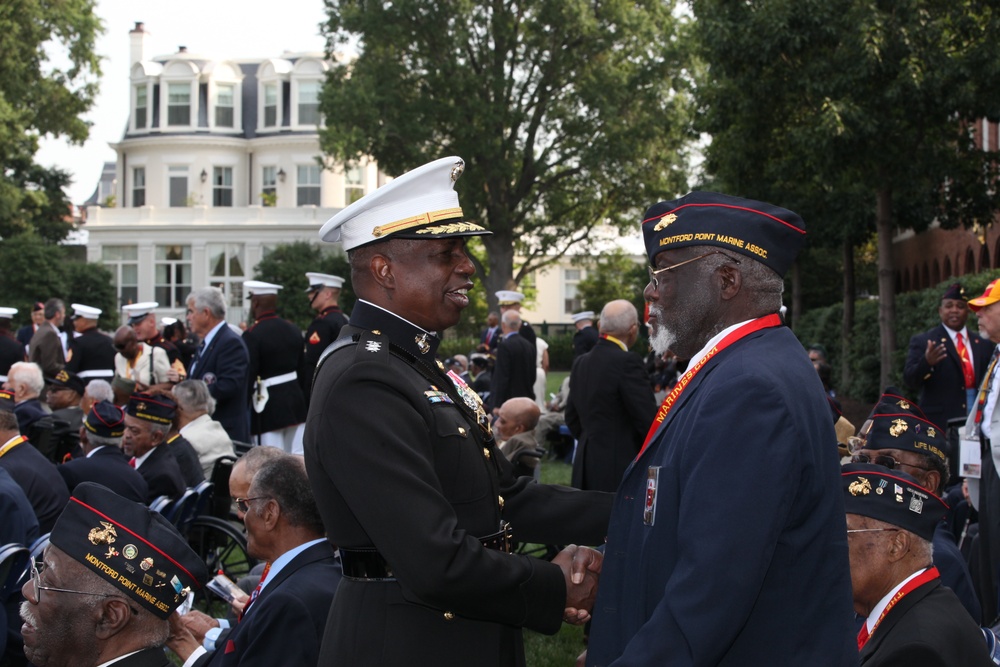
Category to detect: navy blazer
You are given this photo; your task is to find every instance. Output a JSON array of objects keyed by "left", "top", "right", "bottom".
[
  {"left": 904, "top": 323, "right": 995, "bottom": 430},
  {"left": 487, "top": 333, "right": 535, "bottom": 411},
  {"left": 194, "top": 541, "right": 342, "bottom": 667},
  {"left": 136, "top": 444, "right": 186, "bottom": 504},
  {"left": 189, "top": 325, "right": 250, "bottom": 443},
  {"left": 0, "top": 439, "right": 68, "bottom": 534},
  {"left": 57, "top": 445, "right": 149, "bottom": 504},
  {"left": 587, "top": 325, "right": 857, "bottom": 666}
]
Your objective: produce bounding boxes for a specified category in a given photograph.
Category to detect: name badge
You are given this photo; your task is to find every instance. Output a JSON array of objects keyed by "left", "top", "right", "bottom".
[
  {"left": 960, "top": 432, "right": 981, "bottom": 479},
  {"left": 643, "top": 466, "right": 659, "bottom": 526}
]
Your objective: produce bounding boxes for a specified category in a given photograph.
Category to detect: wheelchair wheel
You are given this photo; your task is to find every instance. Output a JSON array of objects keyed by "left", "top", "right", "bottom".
[{"left": 187, "top": 516, "right": 257, "bottom": 587}]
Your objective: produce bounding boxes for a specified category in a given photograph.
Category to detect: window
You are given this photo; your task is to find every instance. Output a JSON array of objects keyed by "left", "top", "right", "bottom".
[
  {"left": 215, "top": 83, "right": 235, "bottom": 128},
  {"left": 564, "top": 268, "right": 584, "bottom": 315},
  {"left": 213, "top": 167, "right": 233, "bottom": 207},
  {"left": 135, "top": 85, "right": 147, "bottom": 129},
  {"left": 297, "top": 165, "right": 321, "bottom": 206},
  {"left": 155, "top": 245, "right": 192, "bottom": 308},
  {"left": 207, "top": 243, "right": 246, "bottom": 322},
  {"left": 102, "top": 246, "right": 139, "bottom": 309},
  {"left": 263, "top": 83, "right": 278, "bottom": 127},
  {"left": 261, "top": 166, "right": 277, "bottom": 206},
  {"left": 168, "top": 166, "right": 188, "bottom": 207},
  {"left": 298, "top": 80, "right": 320, "bottom": 125},
  {"left": 132, "top": 167, "right": 145, "bottom": 207},
  {"left": 344, "top": 164, "right": 364, "bottom": 205},
  {"left": 167, "top": 83, "right": 191, "bottom": 126}
]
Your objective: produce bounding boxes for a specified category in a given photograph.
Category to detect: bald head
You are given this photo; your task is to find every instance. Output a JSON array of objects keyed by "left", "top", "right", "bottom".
[
  {"left": 113, "top": 326, "right": 139, "bottom": 361},
  {"left": 599, "top": 299, "right": 639, "bottom": 348},
  {"left": 496, "top": 397, "right": 540, "bottom": 441}
]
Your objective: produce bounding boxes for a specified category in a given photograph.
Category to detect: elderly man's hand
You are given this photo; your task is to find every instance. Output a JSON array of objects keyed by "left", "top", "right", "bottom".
[
  {"left": 177, "top": 609, "right": 219, "bottom": 643},
  {"left": 166, "top": 611, "right": 204, "bottom": 662}
]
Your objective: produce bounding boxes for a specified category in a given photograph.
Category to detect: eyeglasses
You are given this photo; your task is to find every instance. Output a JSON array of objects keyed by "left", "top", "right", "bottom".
[
  {"left": 850, "top": 453, "right": 932, "bottom": 472},
  {"left": 846, "top": 528, "right": 899, "bottom": 535},
  {"left": 647, "top": 251, "right": 741, "bottom": 288},
  {"left": 234, "top": 496, "right": 268, "bottom": 513},
  {"left": 28, "top": 560, "right": 118, "bottom": 603}
]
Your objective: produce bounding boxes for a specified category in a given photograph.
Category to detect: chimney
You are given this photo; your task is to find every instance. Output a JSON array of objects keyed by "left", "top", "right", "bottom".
[{"left": 129, "top": 22, "right": 147, "bottom": 65}]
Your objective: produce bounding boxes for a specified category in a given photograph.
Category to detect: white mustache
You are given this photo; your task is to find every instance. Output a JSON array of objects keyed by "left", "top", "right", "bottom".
[{"left": 20, "top": 601, "right": 37, "bottom": 630}]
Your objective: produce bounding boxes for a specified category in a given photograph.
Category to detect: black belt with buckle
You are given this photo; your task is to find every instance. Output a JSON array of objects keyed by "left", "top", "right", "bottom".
[{"left": 340, "top": 523, "right": 512, "bottom": 581}]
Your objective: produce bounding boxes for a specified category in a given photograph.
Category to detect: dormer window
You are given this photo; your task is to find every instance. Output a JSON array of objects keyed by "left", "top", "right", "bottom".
[
  {"left": 298, "top": 80, "right": 320, "bottom": 125},
  {"left": 263, "top": 83, "right": 278, "bottom": 127},
  {"left": 215, "top": 83, "right": 235, "bottom": 128},
  {"left": 167, "top": 83, "right": 191, "bottom": 126},
  {"left": 135, "top": 86, "right": 148, "bottom": 129}
]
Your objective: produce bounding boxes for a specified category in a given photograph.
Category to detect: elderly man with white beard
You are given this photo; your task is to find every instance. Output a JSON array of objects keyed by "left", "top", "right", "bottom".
[{"left": 584, "top": 192, "right": 856, "bottom": 667}]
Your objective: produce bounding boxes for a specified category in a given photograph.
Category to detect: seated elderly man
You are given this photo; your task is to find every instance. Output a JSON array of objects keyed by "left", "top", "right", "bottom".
[
  {"left": 122, "top": 392, "right": 187, "bottom": 503},
  {"left": 19, "top": 482, "right": 209, "bottom": 667},
  {"left": 57, "top": 401, "right": 149, "bottom": 503},
  {"left": 167, "top": 453, "right": 341, "bottom": 666},
  {"left": 842, "top": 462, "right": 993, "bottom": 665},
  {"left": 173, "top": 380, "right": 236, "bottom": 479},
  {"left": 495, "top": 397, "right": 543, "bottom": 475},
  {"left": 0, "top": 389, "right": 68, "bottom": 534},
  {"left": 4, "top": 362, "right": 50, "bottom": 434}
]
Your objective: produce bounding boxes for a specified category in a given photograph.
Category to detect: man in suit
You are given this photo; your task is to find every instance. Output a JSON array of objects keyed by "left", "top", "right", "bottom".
[
  {"left": 0, "top": 307, "right": 22, "bottom": 385},
  {"left": 28, "top": 298, "right": 66, "bottom": 378},
  {"left": 495, "top": 397, "right": 543, "bottom": 476},
  {"left": 964, "top": 279, "right": 1000, "bottom": 624},
  {"left": 303, "top": 272, "right": 349, "bottom": 395},
  {"left": 16, "top": 302, "right": 44, "bottom": 353},
  {"left": 242, "top": 280, "right": 308, "bottom": 453},
  {"left": 19, "top": 482, "right": 209, "bottom": 667},
  {"left": 304, "top": 156, "right": 612, "bottom": 666},
  {"left": 852, "top": 393, "right": 981, "bottom": 623},
  {"left": 173, "top": 379, "right": 235, "bottom": 479},
  {"left": 587, "top": 192, "right": 856, "bottom": 666},
  {"left": 0, "top": 389, "right": 68, "bottom": 533},
  {"left": 566, "top": 300, "right": 656, "bottom": 493},
  {"left": 57, "top": 400, "right": 148, "bottom": 503},
  {"left": 122, "top": 392, "right": 186, "bottom": 503},
  {"left": 478, "top": 311, "right": 500, "bottom": 355},
  {"left": 487, "top": 309, "right": 536, "bottom": 413},
  {"left": 5, "top": 361, "right": 51, "bottom": 435},
  {"left": 495, "top": 290, "right": 536, "bottom": 346},
  {"left": 904, "top": 282, "right": 994, "bottom": 430},
  {"left": 571, "top": 311, "right": 599, "bottom": 359},
  {"left": 842, "top": 463, "right": 993, "bottom": 666},
  {"left": 167, "top": 454, "right": 342, "bottom": 666},
  {"left": 64, "top": 303, "right": 115, "bottom": 385},
  {"left": 186, "top": 287, "right": 250, "bottom": 444}
]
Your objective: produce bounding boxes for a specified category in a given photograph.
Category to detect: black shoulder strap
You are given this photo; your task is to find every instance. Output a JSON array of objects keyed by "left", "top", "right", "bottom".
[{"left": 310, "top": 333, "right": 361, "bottom": 396}]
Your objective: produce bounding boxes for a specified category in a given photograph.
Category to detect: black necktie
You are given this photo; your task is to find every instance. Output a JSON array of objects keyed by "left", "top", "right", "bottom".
[{"left": 190, "top": 341, "right": 206, "bottom": 374}]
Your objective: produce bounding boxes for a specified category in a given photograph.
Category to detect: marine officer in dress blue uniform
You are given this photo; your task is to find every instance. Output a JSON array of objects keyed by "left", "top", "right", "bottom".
[
  {"left": 586, "top": 191, "right": 857, "bottom": 666},
  {"left": 304, "top": 156, "right": 613, "bottom": 667}
]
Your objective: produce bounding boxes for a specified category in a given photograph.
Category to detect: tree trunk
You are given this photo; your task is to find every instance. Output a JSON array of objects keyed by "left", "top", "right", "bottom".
[
  {"left": 841, "top": 237, "right": 855, "bottom": 395},
  {"left": 876, "top": 187, "right": 896, "bottom": 392},
  {"left": 481, "top": 231, "right": 516, "bottom": 314}
]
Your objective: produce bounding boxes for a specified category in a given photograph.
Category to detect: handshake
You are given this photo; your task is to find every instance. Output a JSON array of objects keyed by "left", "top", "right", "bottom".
[{"left": 552, "top": 544, "right": 603, "bottom": 625}]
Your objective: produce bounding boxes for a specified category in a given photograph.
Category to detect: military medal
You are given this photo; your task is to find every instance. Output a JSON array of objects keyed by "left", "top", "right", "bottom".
[
  {"left": 643, "top": 467, "right": 659, "bottom": 526},
  {"left": 447, "top": 370, "right": 492, "bottom": 436}
]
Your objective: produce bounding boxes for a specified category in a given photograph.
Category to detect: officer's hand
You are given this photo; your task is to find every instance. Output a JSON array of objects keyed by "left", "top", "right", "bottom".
[
  {"left": 178, "top": 609, "right": 219, "bottom": 642},
  {"left": 925, "top": 339, "right": 947, "bottom": 366}
]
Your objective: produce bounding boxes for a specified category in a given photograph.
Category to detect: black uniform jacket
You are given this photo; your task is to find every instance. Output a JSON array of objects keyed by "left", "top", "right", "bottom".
[
  {"left": 303, "top": 305, "right": 348, "bottom": 395},
  {"left": 0, "top": 335, "right": 22, "bottom": 380},
  {"left": 65, "top": 327, "right": 115, "bottom": 383},
  {"left": 242, "top": 313, "right": 308, "bottom": 435},
  {"left": 193, "top": 541, "right": 342, "bottom": 667},
  {"left": 573, "top": 325, "right": 599, "bottom": 358},
  {"left": 136, "top": 444, "right": 186, "bottom": 503},
  {"left": 488, "top": 332, "right": 536, "bottom": 411},
  {"left": 0, "top": 438, "right": 68, "bottom": 534},
  {"left": 566, "top": 338, "right": 657, "bottom": 492},
  {"left": 903, "top": 323, "right": 994, "bottom": 429},
  {"left": 304, "top": 300, "right": 613, "bottom": 667},
  {"left": 57, "top": 445, "right": 149, "bottom": 503},
  {"left": 860, "top": 577, "right": 993, "bottom": 666}
]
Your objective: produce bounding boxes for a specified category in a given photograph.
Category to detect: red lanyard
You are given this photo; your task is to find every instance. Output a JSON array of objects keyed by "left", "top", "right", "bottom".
[
  {"left": 857, "top": 567, "right": 939, "bottom": 650},
  {"left": 637, "top": 314, "right": 782, "bottom": 460}
]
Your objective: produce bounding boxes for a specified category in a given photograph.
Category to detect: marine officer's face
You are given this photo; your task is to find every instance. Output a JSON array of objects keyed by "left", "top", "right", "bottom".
[
  {"left": 383, "top": 238, "right": 475, "bottom": 332},
  {"left": 939, "top": 298, "right": 968, "bottom": 332}
]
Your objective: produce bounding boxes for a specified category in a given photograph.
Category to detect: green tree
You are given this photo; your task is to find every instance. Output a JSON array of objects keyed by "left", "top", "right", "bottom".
[
  {"left": 575, "top": 249, "right": 648, "bottom": 324},
  {"left": 251, "top": 242, "right": 355, "bottom": 330},
  {"left": 0, "top": 0, "right": 102, "bottom": 242},
  {"left": 64, "top": 262, "right": 117, "bottom": 330},
  {"left": 692, "top": 0, "right": 1000, "bottom": 389},
  {"left": 318, "top": 0, "right": 693, "bottom": 312}
]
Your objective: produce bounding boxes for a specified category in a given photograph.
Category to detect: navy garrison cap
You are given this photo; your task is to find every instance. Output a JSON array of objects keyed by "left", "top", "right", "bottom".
[
  {"left": 942, "top": 283, "right": 966, "bottom": 302},
  {"left": 841, "top": 463, "right": 948, "bottom": 541},
  {"left": 84, "top": 400, "right": 125, "bottom": 439},
  {"left": 641, "top": 191, "right": 806, "bottom": 277},
  {"left": 126, "top": 392, "right": 176, "bottom": 425},
  {"left": 49, "top": 482, "right": 209, "bottom": 618}
]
